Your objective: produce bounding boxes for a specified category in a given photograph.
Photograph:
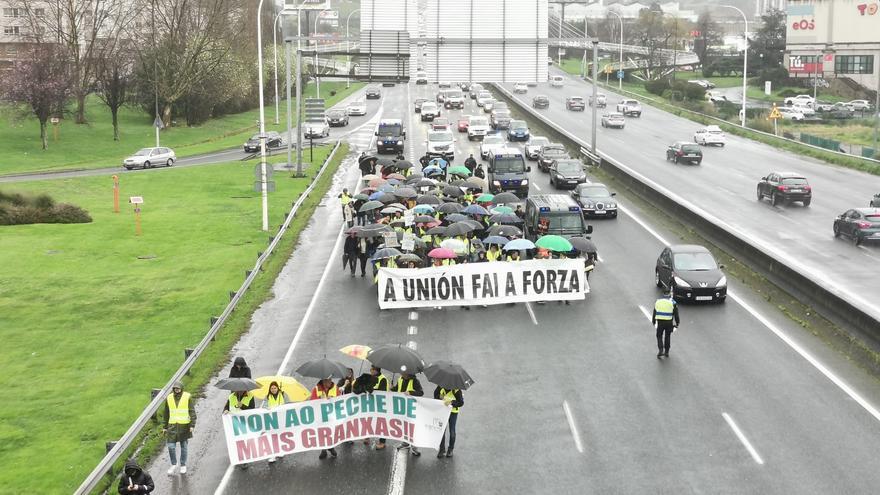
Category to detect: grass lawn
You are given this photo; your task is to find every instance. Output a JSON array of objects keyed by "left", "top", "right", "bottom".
[
  {"left": 558, "top": 57, "right": 612, "bottom": 78},
  {"left": 0, "top": 81, "right": 363, "bottom": 176},
  {"left": 788, "top": 120, "right": 880, "bottom": 148},
  {"left": 672, "top": 71, "right": 743, "bottom": 88},
  {"left": 0, "top": 144, "right": 344, "bottom": 493}
]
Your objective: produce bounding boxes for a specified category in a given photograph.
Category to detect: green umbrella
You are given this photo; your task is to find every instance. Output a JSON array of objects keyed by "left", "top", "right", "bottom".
[
  {"left": 476, "top": 193, "right": 495, "bottom": 203},
  {"left": 490, "top": 205, "right": 513, "bottom": 214},
  {"left": 354, "top": 193, "right": 370, "bottom": 201},
  {"left": 447, "top": 166, "right": 472, "bottom": 177},
  {"left": 535, "top": 235, "right": 573, "bottom": 252}
]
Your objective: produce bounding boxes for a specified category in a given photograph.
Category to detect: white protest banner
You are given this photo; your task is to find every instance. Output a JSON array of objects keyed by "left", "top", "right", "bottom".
[
  {"left": 377, "top": 258, "right": 589, "bottom": 309},
  {"left": 222, "top": 391, "right": 450, "bottom": 465},
  {"left": 401, "top": 232, "right": 416, "bottom": 251}
]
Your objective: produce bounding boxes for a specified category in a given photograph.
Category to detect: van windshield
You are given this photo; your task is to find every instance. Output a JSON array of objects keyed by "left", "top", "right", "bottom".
[
  {"left": 378, "top": 124, "right": 402, "bottom": 137},
  {"left": 493, "top": 156, "right": 526, "bottom": 174},
  {"left": 542, "top": 213, "right": 583, "bottom": 231}
]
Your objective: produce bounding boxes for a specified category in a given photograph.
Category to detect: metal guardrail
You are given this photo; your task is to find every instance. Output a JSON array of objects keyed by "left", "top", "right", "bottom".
[{"left": 74, "top": 140, "right": 344, "bottom": 495}]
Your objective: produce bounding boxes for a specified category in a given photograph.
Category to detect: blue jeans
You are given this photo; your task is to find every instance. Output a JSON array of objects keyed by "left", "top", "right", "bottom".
[
  {"left": 168, "top": 440, "right": 188, "bottom": 466},
  {"left": 439, "top": 413, "right": 458, "bottom": 451}
]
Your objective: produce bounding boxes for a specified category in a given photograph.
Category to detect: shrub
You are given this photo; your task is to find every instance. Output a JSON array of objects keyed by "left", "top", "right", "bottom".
[
  {"left": 778, "top": 89, "right": 801, "bottom": 98},
  {"left": 0, "top": 190, "right": 91, "bottom": 225},
  {"left": 747, "top": 117, "right": 774, "bottom": 134},
  {"left": 644, "top": 78, "right": 670, "bottom": 96}
]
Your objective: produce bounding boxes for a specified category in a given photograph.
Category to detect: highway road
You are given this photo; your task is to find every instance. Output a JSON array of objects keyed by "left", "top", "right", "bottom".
[
  {"left": 495, "top": 68, "right": 880, "bottom": 324},
  {"left": 144, "top": 81, "right": 880, "bottom": 494}
]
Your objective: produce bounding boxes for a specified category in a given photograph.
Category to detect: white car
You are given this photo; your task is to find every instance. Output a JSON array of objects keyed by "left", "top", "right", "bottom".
[
  {"left": 425, "top": 129, "right": 455, "bottom": 160},
  {"left": 304, "top": 120, "right": 330, "bottom": 138},
  {"left": 550, "top": 75, "right": 565, "bottom": 87},
  {"left": 687, "top": 80, "right": 709, "bottom": 88},
  {"left": 346, "top": 100, "right": 367, "bottom": 116},
  {"left": 525, "top": 136, "right": 550, "bottom": 160},
  {"left": 777, "top": 107, "right": 805, "bottom": 120},
  {"left": 600, "top": 112, "right": 625, "bottom": 129},
  {"left": 467, "top": 115, "right": 491, "bottom": 141},
  {"left": 784, "top": 94, "right": 815, "bottom": 107},
  {"left": 476, "top": 91, "right": 493, "bottom": 107},
  {"left": 480, "top": 133, "right": 506, "bottom": 160},
  {"left": 589, "top": 93, "right": 607, "bottom": 107},
  {"left": 483, "top": 99, "right": 496, "bottom": 113},
  {"left": 123, "top": 147, "right": 176, "bottom": 170},
  {"left": 513, "top": 82, "right": 528, "bottom": 94},
  {"left": 848, "top": 99, "right": 872, "bottom": 111},
  {"left": 694, "top": 125, "right": 726, "bottom": 146},
  {"left": 792, "top": 104, "right": 815, "bottom": 117},
  {"left": 705, "top": 91, "right": 728, "bottom": 104}
]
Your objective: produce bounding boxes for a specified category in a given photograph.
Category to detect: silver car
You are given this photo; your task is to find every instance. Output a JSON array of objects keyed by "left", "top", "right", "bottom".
[
  {"left": 123, "top": 147, "right": 176, "bottom": 170},
  {"left": 600, "top": 112, "right": 625, "bottom": 129}
]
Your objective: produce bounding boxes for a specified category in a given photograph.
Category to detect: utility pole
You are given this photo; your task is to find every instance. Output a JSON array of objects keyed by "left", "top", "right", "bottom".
[
  {"left": 591, "top": 40, "right": 599, "bottom": 153},
  {"left": 286, "top": 39, "right": 294, "bottom": 170}
]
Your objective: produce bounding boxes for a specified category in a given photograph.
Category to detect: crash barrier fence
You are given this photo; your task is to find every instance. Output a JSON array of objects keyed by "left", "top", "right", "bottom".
[
  {"left": 579, "top": 77, "right": 880, "bottom": 167},
  {"left": 75, "top": 140, "right": 343, "bottom": 495},
  {"left": 798, "top": 132, "right": 877, "bottom": 159},
  {"left": 492, "top": 83, "right": 880, "bottom": 351}
]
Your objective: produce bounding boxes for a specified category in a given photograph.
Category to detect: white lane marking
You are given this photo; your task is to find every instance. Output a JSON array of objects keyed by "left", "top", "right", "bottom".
[
  {"left": 619, "top": 190, "right": 880, "bottom": 424},
  {"left": 618, "top": 204, "right": 671, "bottom": 246},
  {"left": 562, "top": 400, "right": 585, "bottom": 453},
  {"left": 407, "top": 341, "right": 417, "bottom": 351},
  {"left": 409, "top": 311, "right": 418, "bottom": 320},
  {"left": 524, "top": 301, "right": 539, "bottom": 325},
  {"left": 387, "top": 447, "right": 408, "bottom": 495},
  {"left": 638, "top": 305, "right": 652, "bottom": 321},
  {"left": 596, "top": 254, "right": 604, "bottom": 262},
  {"left": 407, "top": 326, "right": 417, "bottom": 335},
  {"left": 722, "top": 412, "right": 765, "bottom": 465},
  {"left": 533, "top": 183, "right": 542, "bottom": 191}
]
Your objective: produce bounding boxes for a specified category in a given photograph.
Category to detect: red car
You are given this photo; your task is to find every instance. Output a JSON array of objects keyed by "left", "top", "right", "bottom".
[
  {"left": 457, "top": 115, "right": 471, "bottom": 133},
  {"left": 431, "top": 118, "right": 450, "bottom": 131}
]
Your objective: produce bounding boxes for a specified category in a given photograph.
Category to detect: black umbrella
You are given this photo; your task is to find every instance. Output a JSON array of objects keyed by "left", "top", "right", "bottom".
[
  {"left": 445, "top": 213, "right": 469, "bottom": 223},
  {"left": 394, "top": 187, "right": 418, "bottom": 199},
  {"left": 461, "top": 219, "right": 485, "bottom": 231},
  {"left": 445, "top": 222, "right": 475, "bottom": 236},
  {"left": 437, "top": 202, "right": 464, "bottom": 214},
  {"left": 426, "top": 225, "right": 447, "bottom": 235},
  {"left": 345, "top": 226, "right": 364, "bottom": 236},
  {"left": 568, "top": 236, "right": 598, "bottom": 254},
  {"left": 414, "top": 179, "right": 437, "bottom": 188},
  {"left": 492, "top": 192, "right": 520, "bottom": 204},
  {"left": 414, "top": 215, "right": 436, "bottom": 223},
  {"left": 394, "top": 160, "right": 414, "bottom": 169},
  {"left": 487, "top": 224, "right": 523, "bottom": 237},
  {"left": 359, "top": 200, "right": 384, "bottom": 212},
  {"left": 460, "top": 179, "right": 484, "bottom": 191},
  {"left": 296, "top": 358, "right": 349, "bottom": 379},
  {"left": 489, "top": 212, "right": 523, "bottom": 225},
  {"left": 215, "top": 377, "right": 260, "bottom": 392},
  {"left": 376, "top": 157, "right": 396, "bottom": 168},
  {"left": 449, "top": 179, "right": 467, "bottom": 187},
  {"left": 443, "top": 185, "right": 463, "bottom": 198},
  {"left": 397, "top": 253, "right": 424, "bottom": 265},
  {"left": 376, "top": 192, "right": 398, "bottom": 204},
  {"left": 423, "top": 361, "right": 475, "bottom": 390},
  {"left": 417, "top": 194, "right": 442, "bottom": 205},
  {"left": 359, "top": 224, "right": 393, "bottom": 238},
  {"left": 368, "top": 344, "right": 426, "bottom": 374}
]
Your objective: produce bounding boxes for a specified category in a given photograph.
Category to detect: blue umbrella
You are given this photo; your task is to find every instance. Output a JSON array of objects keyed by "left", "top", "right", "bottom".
[
  {"left": 462, "top": 204, "right": 490, "bottom": 215},
  {"left": 369, "top": 191, "right": 384, "bottom": 200},
  {"left": 428, "top": 157, "right": 448, "bottom": 169},
  {"left": 422, "top": 165, "right": 443, "bottom": 176},
  {"left": 386, "top": 178, "right": 402, "bottom": 185},
  {"left": 378, "top": 184, "right": 396, "bottom": 192},
  {"left": 503, "top": 238, "right": 536, "bottom": 251},
  {"left": 413, "top": 204, "right": 435, "bottom": 213},
  {"left": 483, "top": 235, "right": 510, "bottom": 246}
]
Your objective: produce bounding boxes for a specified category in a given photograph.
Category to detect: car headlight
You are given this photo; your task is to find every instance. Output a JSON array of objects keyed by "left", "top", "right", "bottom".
[
  {"left": 716, "top": 276, "right": 727, "bottom": 287},
  {"left": 607, "top": 202, "right": 617, "bottom": 208},
  {"left": 493, "top": 180, "right": 501, "bottom": 186},
  {"left": 397, "top": 141, "right": 403, "bottom": 145},
  {"left": 521, "top": 179, "right": 528, "bottom": 185},
  {"left": 673, "top": 276, "right": 691, "bottom": 288},
  {"left": 583, "top": 201, "right": 594, "bottom": 208}
]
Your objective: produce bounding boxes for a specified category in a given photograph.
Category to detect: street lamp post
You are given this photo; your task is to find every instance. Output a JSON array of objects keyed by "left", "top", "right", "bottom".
[
  {"left": 608, "top": 10, "right": 623, "bottom": 90},
  {"left": 346, "top": 9, "right": 360, "bottom": 89},
  {"left": 314, "top": 9, "right": 328, "bottom": 98},
  {"left": 256, "top": 0, "right": 269, "bottom": 231},
  {"left": 591, "top": 40, "right": 599, "bottom": 153},
  {"left": 272, "top": 11, "right": 284, "bottom": 125},
  {"left": 722, "top": 4, "right": 749, "bottom": 127}
]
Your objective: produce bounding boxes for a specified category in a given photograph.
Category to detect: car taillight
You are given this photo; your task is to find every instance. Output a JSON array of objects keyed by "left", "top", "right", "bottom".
[
  {"left": 676, "top": 151, "right": 683, "bottom": 156},
  {"left": 777, "top": 185, "right": 787, "bottom": 191},
  {"left": 804, "top": 185, "right": 812, "bottom": 191},
  {"left": 858, "top": 221, "right": 871, "bottom": 229}
]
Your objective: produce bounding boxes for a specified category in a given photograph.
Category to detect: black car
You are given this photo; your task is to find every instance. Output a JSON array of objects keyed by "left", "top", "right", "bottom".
[
  {"left": 413, "top": 98, "right": 429, "bottom": 113},
  {"left": 538, "top": 144, "right": 568, "bottom": 172},
  {"left": 532, "top": 95, "right": 549, "bottom": 109},
  {"left": 571, "top": 183, "right": 617, "bottom": 218},
  {"left": 833, "top": 208, "right": 880, "bottom": 246},
  {"left": 365, "top": 86, "right": 381, "bottom": 99},
  {"left": 665, "top": 141, "right": 703, "bottom": 165},
  {"left": 872, "top": 193, "right": 880, "bottom": 207},
  {"left": 381, "top": 82, "right": 396, "bottom": 87},
  {"left": 549, "top": 159, "right": 586, "bottom": 189},
  {"left": 655, "top": 245, "right": 726, "bottom": 303},
  {"left": 756, "top": 172, "right": 812, "bottom": 207},
  {"left": 565, "top": 96, "right": 585, "bottom": 111},
  {"left": 243, "top": 131, "right": 282, "bottom": 153},
  {"left": 326, "top": 109, "right": 349, "bottom": 127}
]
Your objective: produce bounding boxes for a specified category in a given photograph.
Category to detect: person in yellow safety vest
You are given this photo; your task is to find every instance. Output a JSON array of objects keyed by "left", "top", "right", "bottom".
[
  {"left": 433, "top": 386, "right": 464, "bottom": 458},
  {"left": 163, "top": 381, "right": 195, "bottom": 475},
  {"left": 462, "top": 191, "right": 474, "bottom": 205},
  {"left": 263, "top": 382, "right": 287, "bottom": 463},
  {"left": 651, "top": 289, "right": 680, "bottom": 358},
  {"left": 397, "top": 373, "right": 424, "bottom": 456},
  {"left": 365, "top": 366, "right": 390, "bottom": 450},
  {"left": 505, "top": 250, "right": 521, "bottom": 262},
  {"left": 338, "top": 188, "right": 351, "bottom": 215},
  {"left": 223, "top": 390, "right": 256, "bottom": 413},
  {"left": 310, "top": 378, "right": 339, "bottom": 459},
  {"left": 486, "top": 245, "right": 501, "bottom": 261}
]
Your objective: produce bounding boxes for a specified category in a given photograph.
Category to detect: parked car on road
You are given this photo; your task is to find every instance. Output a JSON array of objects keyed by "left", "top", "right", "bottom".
[
  {"left": 693, "top": 125, "right": 725, "bottom": 146},
  {"left": 415, "top": 71, "right": 428, "bottom": 85},
  {"left": 430, "top": 117, "right": 450, "bottom": 131},
  {"left": 550, "top": 75, "right": 564, "bottom": 87},
  {"left": 457, "top": 115, "right": 471, "bottom": 133},
  {"left": 848, "top": 100, "right": 872, "bottom": 112},
  {"left": 833, "top": 208, "right": 880, "bottom": 245},
  {"left": 756, "top": 172, "right": 812, "bottom": 207},
  {"left": 304, "top": 120, "right": 330, "bottom": 139},
  {"left": 777, "top": 107, "right": 805, "bottom": 121},
  {"left": 123, "top": 147, "right": 175, "bottom": 169},
  {"left": 600, "top": 112, "right": 625, "bottom": 129},
  {"left": 571, "top": 182, "right": 617, "bottom": 218},
  {"left": 665, "top": 141, "right": 703, "bottom": 165},
  {"left": 491, "top": 110, "right": 512, "bottom": 130},
  {"left": 532, "top": 95, "right": 549, "bottom": 109},
  {"left": 480, "top": 133, "right": 507, "bottom": 160},
  {"left": 467, "top": 115, "right": 491, "bottom": 141},
  {"left": 476, "top": 91, "right": 493, "bottom": 107},
  {"left": 420, "top": 102, "right": 441, "bottom": 121},
  {"left": 655, "top": 244, "right": 727, "bottom": 303},
  {"left": 425, "top": 129, "right": 455, "bottom": 160},
  {"left": 549, "top": 159, "right": 586, "bottom": 189},
  {"left": 566, "top": 96, "right": 586, "bottom": 111},
  {"left": 243, "top": 131, "right": 282, "bottom": 153}
]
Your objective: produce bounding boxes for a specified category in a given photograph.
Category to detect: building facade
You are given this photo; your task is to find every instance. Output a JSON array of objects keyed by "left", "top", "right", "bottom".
[
  {"left": 0, "top": 1, "right": 39, "bottom": 68},
  {"left": 785, "top": 0, "right": 880, "bottom": 92}
]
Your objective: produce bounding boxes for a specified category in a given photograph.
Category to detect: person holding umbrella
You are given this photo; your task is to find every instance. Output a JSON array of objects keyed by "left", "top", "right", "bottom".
[
  {"left": 310, "top": 378, "right": 340, "bottom": 459},
  {"left": 162, "top": 381, "right": 195, "bottom": 475},
  {"left": 424, "top": 361, "right": 474, "bottom": 459},
  {"left": 652, "top": 288, "right": 680, "bottom": 358},
  {"left": 223, "top": 390, "right": 256, "bottom": 414},
  {"left": 367, "top": 365, "right": 390, "bottom": 450},
  {"left": 434, "top": 386, "right": 464, "bottom": 458},
  {"left": 344, "top": 232, "right": 359, "bottom": 276}
]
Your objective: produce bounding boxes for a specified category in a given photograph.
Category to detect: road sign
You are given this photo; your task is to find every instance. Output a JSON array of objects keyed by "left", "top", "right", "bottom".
[
  {"left": 768, "top": 105, "right": 782, "bottom": 120},
  {"left": 603, "top": 65, "right": 612, "bottom": 74},
  {"left": 617, "top": 70, "right": 624, "bottom": 80},
  {"left": 254, "top": 181, "right": 276, "bottom": 193},
  {"left": 764, "top": 81, "right": 772, "bottom": 95},
  {"left": 304, "top": 98, "right": 325, "bottom": 123},
  {"left": 153, "top": 117, "right": 164, "bottom": 129},
  {"left": 254, "top": 163, "right": 274, "bottom": 180}
]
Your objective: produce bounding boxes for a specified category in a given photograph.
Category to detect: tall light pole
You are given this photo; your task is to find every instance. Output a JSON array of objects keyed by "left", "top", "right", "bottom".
[
  {"left": 722, "top": 5, "right": 748, "bottom": 127},
  {"left": 256, "top": 0, "right": 269, "bottom": 231},
  {"left": 608, "top": 10, "right": 623, "bottom": 91},
  {"left": 346, "top": 9, "right": 360, "bottom": 89},
  {"left": 314, "top": 9, "right": 328, "bottom": 98},
  {"left": 591, "top": 40, "right": 599, "bottom": 153},
  {"left": 272, "top": 11, "right": 284, "bottom": 125}
]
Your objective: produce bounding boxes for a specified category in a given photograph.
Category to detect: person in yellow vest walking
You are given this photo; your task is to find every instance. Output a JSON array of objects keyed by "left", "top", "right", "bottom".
[
  {"left": 363, "top": 366, "right": 389, "bottom": 450},
  {"left": 263, "top": 382, "right": 287, "bottom": 463},
  {"left": 310, "top": 378, "right": 339, "bottom": 459},
  {"left": 163, "top": 381, "right": 195, "bottom": 475},
  {"left": 338, "top": 188, "right": 352, "bottom": 215},
  {"left": 397, "top": 373, "right": 424, "bottom": 456},
  {"left": 651, "top": 289, "right": 680, "bottom": 358},
  {"left": 433, "top": 386, "right": 463, "bottom": 458}
]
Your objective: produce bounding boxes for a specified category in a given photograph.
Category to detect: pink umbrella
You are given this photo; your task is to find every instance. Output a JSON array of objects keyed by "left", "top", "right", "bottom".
[
  {"left": 418, "top": 220, "right": 442, "bottom": 228},
  {"left": 369, "top": 178, "right": 387, "bottom": 188},
  {"left": 428, "top": 247, "right": 457, "bottom": 259}
]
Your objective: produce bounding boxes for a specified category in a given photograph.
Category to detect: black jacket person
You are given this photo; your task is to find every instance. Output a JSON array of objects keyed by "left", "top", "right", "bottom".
[
  {"left": 118, "top": 459, "right": 154, "bottom": 494},
  {"left": 228, "top": 357, "right": 252, "bottom": 379},
  {"left": 397, "top": 373, "right": 424, "bottom": 456}
]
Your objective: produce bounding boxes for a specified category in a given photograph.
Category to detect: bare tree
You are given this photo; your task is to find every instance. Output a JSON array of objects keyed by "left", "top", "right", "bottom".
[
  {"left": 15, "top": 0, "right": 136, "bottom": 124},
  {"left": 0, "top": 44, "right": 72, "bottom": 150},
  {"left": 95, "top": 42, "right": 135, "bottom": 140}
]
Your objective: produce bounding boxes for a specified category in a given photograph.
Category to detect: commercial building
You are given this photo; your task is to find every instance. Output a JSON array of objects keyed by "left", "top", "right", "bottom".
[
  {"left": 785, "top": 0, "right": 880, "bottom": 93},
  {"left": 0, "top": 2, "right": 38, "bottom": 68}
]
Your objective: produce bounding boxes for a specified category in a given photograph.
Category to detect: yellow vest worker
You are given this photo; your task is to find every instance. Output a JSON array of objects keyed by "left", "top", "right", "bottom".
[
  {"left": 434, "top": 386, "right": 464, "bottom": 457},
  {"left": 164, "top": 383, "right": 195, "bottom": 474},
  {"left": 651, "top": 295, "right": 680, "bottom": 358},
  {"left": 167, "top": 392, "right": 191, "bottom": 425},
  {"left": 486, "top": 248, "right": 501, "bottom": 261}
]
